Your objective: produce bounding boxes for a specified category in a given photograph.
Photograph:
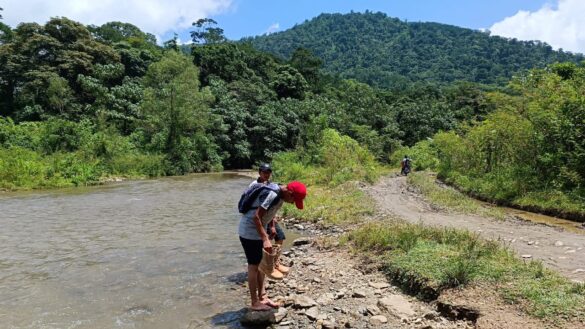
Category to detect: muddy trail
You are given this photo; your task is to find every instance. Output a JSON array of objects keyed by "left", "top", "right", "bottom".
[{"left": 368, "top": 175, "right": 585, "bottom": 282}]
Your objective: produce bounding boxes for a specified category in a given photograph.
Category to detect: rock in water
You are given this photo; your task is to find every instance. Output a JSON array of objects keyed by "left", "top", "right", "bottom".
[{"left": 240, "top": 309, "right": 277, "bottom": 326}]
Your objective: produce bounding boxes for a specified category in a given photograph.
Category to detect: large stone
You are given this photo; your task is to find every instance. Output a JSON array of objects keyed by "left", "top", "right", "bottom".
[
  {"left": 369, "top": 315, "right": 388, "bottom": 325},
  {"left": 294, "top": 295, "right": 317, "bottom": 308},
  {"left": 378, "top": 295, "right": 416, "bottom": 318},
  {"left": 305, "top": 306, "right": 319, "bottom": 320},
  {"left": 240, "top": 309, "right": 277, "bottom": 326},
  {"left": 274, "top": 307, "right": 288, "bottom": 323}
]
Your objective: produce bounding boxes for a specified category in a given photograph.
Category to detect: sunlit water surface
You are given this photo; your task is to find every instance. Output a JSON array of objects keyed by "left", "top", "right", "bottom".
[{"left": 0, "top": 174, "right": 285, "bottom": 328}]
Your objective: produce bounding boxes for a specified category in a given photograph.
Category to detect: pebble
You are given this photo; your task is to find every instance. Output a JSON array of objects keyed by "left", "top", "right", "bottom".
[
  {"left": 521, "top": 254, "right": 532, "bottom": 259},
  {"left": 352, "top": 289, "right": 367, "bottom": 298},
  {"left": 554, "top": 241, "right": 564, "bottom": 247}
]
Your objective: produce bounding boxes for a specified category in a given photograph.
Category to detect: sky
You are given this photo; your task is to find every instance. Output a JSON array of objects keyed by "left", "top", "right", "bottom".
[{"left": 1, "top": 0, "right": 585, "bottom": 54}]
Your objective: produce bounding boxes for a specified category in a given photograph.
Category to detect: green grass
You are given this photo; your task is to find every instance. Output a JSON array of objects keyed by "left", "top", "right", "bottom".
[
  {"left": 407, "top": 171, "right": 505, "bottom": 220},
  {"left": 0, "top": 146, "right": 165, "bottom": 191},
  {"left": 281, "top": 181, "right": 375, "bottom": 226},
  {"left": 346, "top": 221, "right": 585, "bottom": 321}
]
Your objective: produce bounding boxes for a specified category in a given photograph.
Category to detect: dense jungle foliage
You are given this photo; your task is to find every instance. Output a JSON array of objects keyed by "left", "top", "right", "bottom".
[
  {"left": 0, "top": 15, "right": 502, "bottom": 189},
  {"left": 0, "top": 12, "right": 584, "bottom": 221},
  {"left": 247, "top": 11, "right": 584, "bottom": 88},
  {"left": 399, "top": 63, "right": 585, "bottom": 218}
]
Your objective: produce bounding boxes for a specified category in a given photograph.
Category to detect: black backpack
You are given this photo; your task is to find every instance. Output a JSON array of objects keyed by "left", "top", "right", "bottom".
[{"left": 238, "top": 183, "right": 279, "bottom": 214}]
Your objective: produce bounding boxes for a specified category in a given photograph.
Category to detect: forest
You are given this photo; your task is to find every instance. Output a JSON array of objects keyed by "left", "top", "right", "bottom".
[
  {"left": 248, "top": 11, "right": 584, "bottom": 88},
  {"left": 0, "top": 13, "right": 583, "bottom": 218}
]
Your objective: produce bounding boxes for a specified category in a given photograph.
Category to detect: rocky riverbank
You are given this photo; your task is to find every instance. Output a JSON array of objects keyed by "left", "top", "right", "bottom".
[{"left": 236, "top": 218, "right": 474, "bottom": 329}]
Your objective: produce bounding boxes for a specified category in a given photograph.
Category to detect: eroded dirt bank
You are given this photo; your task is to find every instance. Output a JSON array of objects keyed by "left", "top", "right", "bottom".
[{"left": 368, "top": 175, "right": 585, "bottom": 282}]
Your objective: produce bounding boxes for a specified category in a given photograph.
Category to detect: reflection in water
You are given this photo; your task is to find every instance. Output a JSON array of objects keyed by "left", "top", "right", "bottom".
[
  {"left": 0, "top": 174, "right": 282, "bottom": 328},
  {"left": 506, "top": 208, "right": 585, "bottom": 234}
]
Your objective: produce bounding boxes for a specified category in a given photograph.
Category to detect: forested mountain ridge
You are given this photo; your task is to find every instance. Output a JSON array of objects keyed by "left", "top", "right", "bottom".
[{"left": 246, "top": 11, "right": 584, "bottom": 88}]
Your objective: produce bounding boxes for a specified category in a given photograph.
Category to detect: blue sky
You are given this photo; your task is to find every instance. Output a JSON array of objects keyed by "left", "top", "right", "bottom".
[{"left": 3, "top": 0, "right": 585, "bottom": 53}]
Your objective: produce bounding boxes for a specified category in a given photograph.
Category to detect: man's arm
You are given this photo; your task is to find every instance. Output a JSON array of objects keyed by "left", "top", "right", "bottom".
[{"left": 254, "top": 207, "right": 272, "bottom": 251}]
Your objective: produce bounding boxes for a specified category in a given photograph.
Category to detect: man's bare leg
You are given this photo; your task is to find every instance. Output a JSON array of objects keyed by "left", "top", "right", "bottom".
[
  {"left": 258, "top": 266, "right": 279, "bottom": 308},
  {"left": 247, "top": 264, "right": 270, "bottom": 311}
]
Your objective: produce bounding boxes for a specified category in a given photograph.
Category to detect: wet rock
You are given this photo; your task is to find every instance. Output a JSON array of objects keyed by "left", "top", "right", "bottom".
[
  {"left": 293, "top": 237, "right": 310, "bottom": 245},
  {"left": 240, "top": 309, "right": 277, "bottom": 326},
  {"left": 369, "top": 315, "right": 388, "bottom": 325},
  {"left": 294, "top": 295, "right": 317, "bottom": 308},
  {"left": 378, "top": 295, "right": 416, "bottom": 318}
]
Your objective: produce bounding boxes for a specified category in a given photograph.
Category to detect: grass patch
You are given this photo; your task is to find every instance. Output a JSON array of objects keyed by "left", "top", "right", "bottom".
[
  {"left": 408, "top": 171, "right": 505, "bottom": 220},
  {"left": 346, "top": 221, "right": 585, "bottom": 322},
  {"left": 281, "top": 181, "right": 375, "bottom": 226}
]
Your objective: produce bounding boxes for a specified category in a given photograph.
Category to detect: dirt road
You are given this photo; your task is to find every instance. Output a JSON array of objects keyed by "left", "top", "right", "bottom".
[{"left": 367, "top": 175, "right": 585, "bottom": 281}]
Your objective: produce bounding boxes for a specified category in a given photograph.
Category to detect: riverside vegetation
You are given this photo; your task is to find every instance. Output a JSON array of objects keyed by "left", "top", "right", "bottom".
[
  {"left": 274, "top": 126, "right": 585, "bottom": 326},
  {"left": 2, "top": 12, "right": 585, "bottom": 326}
]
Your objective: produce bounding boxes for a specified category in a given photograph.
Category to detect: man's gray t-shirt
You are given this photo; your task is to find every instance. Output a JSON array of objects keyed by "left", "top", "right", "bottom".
[{"left": 238, "top": 184, "right": 284, "bottom": 240}]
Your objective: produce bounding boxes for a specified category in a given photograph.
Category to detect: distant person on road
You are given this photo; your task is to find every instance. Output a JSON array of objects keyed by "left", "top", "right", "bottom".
[
  {"left": 401, "top": 155, "right": 411, "bottom": 176},
  {"left": 239, "top": 177, "right": 307, "bottom": 311}
]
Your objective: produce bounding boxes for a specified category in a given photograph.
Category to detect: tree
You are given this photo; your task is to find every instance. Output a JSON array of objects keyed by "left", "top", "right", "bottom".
[
  {"left": 141, "top": 51, "right": 218, "bottom": 173},
  {"left": 163, "top": 33, "right": 179, "bottom": 51},
  {"left": 191, "top": 18, "right": 226, "bottom": 45}
]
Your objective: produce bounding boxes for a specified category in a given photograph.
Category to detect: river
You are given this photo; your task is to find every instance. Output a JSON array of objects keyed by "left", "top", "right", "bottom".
[{"left": 0, "top": 174, "right": 290, "bottom": 328}]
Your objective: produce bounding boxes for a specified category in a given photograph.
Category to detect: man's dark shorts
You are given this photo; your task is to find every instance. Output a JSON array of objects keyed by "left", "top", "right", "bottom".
[
  {"left": 266, "top": 221, "right": 286, "bottom": 241},
  {"left": 239, "top": 236, "right": 263, "bottom": 265}
]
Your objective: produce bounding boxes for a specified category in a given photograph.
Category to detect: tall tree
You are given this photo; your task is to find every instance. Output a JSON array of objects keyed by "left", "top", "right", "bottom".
[
  {"left": 191, "top": 18, "right": 226, "bottom": 45},
  {"left": 141, "top": 51, "right": 218, "bottom": 173}
]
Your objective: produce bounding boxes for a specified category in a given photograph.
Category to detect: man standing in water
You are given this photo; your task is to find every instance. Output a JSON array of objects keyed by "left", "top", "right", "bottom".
[
  {"left": 248, "top": 164, "right": 289, "bottom": 275},
  {"left": 238, "top": 180, "right": 306, "bottom": 311}
]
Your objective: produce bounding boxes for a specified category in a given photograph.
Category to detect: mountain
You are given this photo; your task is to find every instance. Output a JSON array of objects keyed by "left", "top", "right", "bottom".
[{"left": 245, "top": 11, "right": 584, "bottom": 88}]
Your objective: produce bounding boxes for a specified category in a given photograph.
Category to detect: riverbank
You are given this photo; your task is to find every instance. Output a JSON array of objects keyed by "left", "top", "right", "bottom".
[
  {"left": 235, "top": 174, "right": 585, "bottom": 328},
  {"left": 235, "top": 218, "right": 474, "bottom": 329},
  {"left": 235, "top": 216, "right": 578, "bottom": 328}
]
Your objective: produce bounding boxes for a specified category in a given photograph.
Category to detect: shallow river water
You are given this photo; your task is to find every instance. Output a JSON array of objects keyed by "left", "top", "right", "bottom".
[{"left": 0, "top": 174, "right": 286, "bottom": 329}]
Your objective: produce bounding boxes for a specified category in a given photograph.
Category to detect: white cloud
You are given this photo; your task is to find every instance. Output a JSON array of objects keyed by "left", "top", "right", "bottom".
[
  {"left": 1, "top": 0, "right": 233, "bottom": 38},
  {"left": 264, "top": 23, "right": 279, "bottom": 35},
  {"left": 489, "top": 0, "right": 585, "bottom": 53}
]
